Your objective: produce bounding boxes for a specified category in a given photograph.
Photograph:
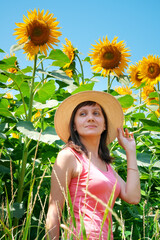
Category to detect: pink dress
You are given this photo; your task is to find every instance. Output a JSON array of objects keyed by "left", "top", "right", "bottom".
[{"left": 68, "top": 148, "right": 121, "bottom": 240}]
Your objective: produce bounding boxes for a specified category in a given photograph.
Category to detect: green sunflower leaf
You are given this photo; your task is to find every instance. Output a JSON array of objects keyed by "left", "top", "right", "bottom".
[
  {"left": 0, "top": 99, "right": 13, "bottom": 117},
  {"left": 48, "top": 49, "right": 70, "bottom": 67},
  {"left": 33, "top": 100, "right": 58, "bottom": 109},
  {"left": 139, "top": 119, "right": 160, "bottom": 132},
  {"left": 0, "top": 49, "right": 5, "bottom": 53},
  {"left": 0, "top": 57, "right": 17, "bottom": 70},
  {"left": 149, "top": 91, "right": 159, "bottom": 98},
  {"left": 10, "top": 43, "right": 25, "bottom": 54},
  {"left": 16, "top": 121, "right": 59, "bottom": 144},
  {"left": 34, "top": 80, "right": 56, "bottom": 103},
  {"left": 116, "top": 94, "right": 134, "bottom": 108},
  {"left": 71, "top": 82, "right": 95, "bottom": 94}
]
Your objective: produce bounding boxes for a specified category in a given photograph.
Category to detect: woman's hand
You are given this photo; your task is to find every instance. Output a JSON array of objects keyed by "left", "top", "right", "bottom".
[
  {"left": 117, "top": 128, "right": 136, "bottom": 153},
  {"left": 116, "top": 128, "right": 141, "bottom": 204}
]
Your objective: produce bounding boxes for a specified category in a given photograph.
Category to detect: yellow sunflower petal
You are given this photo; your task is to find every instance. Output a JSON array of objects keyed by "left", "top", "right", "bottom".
[
  {"left": 62, "top": 38, "right": 75, "bottom": 66},
  {"left": 139, "top": 55, "right": 160, "bottom": 85},
  {"left": 141, "top": 85, "right": 158, "bottom": 105},
  {"left": 128, "top": 62, "right": 143, "bottom": 87},
  {"left": 13, "top": 9, "right": 62, "bottom": 60},
  {"left": 89, "top": 36, "right": 130, "bottom": 77}
]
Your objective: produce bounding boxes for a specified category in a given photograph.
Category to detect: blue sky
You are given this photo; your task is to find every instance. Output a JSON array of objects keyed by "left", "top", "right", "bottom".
[{"left": 0, "top": 0, "right": 160, "bottom": 91}]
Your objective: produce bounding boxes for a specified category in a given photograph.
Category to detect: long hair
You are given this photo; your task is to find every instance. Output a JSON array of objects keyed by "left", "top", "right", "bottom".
[{"left": 66, "top": 101, "right": 113, "bottom": 164}]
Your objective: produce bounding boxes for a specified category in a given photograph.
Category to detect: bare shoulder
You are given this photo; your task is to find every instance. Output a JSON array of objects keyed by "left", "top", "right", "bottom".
[{"left": 55, "top": 148, "right": 77, "bottom": 169}]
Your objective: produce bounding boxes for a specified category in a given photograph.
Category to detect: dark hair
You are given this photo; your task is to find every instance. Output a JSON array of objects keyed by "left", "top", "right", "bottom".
[{"left": 66, "top": 101, "right": 113, "bottom": 164}]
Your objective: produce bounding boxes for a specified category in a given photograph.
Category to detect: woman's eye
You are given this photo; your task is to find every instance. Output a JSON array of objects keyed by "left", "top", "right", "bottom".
[
  {"left": 93, "top": 111, "right": 100, "bottom": 115},
  {"left": 80, "top": 112, "right": 86, "bottom": 116}
]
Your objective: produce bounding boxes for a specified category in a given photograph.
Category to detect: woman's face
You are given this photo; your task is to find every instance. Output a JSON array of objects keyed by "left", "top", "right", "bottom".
[{"left": 74, "top": 103, "right": 106, "bottom": 139}]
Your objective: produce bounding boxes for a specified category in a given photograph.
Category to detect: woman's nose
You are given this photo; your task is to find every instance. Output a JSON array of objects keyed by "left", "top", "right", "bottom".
[{"left": 87, "top": 113, "right": 94, "bottom": 121}]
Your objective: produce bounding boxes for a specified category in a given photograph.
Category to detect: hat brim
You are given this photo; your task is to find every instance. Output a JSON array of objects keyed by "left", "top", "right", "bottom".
[{"left": 54, "top": 91, "right": 124, "bottom": 145}]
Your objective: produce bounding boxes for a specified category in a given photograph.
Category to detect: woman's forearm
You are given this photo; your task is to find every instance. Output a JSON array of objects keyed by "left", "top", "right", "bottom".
[
  {"left": 46, "top": 206, "right": 60, "bottom": 240},
  {"left": 125, "top": 150, "right": 141, "bottom": 204}
]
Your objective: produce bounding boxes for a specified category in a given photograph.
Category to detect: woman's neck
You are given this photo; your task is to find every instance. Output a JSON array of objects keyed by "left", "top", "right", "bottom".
[{"left": 80, "top": 136, "right": 100, "bottom": 158}]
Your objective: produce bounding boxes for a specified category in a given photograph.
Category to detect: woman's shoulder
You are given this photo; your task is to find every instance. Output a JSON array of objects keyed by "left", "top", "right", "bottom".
[
  {"left": 56, "top": 148, "right": 82, "bottom": 177},
  {"left": 57, "top": 147, "right": 76, "bottom": 161},
  {"left": 56, "top": 147, "right": 82, "bottom": 168}
]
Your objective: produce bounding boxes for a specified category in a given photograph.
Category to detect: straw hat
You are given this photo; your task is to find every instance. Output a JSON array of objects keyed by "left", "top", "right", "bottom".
[{"left": 54, "top": 90, "right": 124, "bottom": 145}]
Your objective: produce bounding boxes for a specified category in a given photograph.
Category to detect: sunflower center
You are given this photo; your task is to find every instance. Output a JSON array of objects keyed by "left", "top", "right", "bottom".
[
  {"left": 101, "top": 46, "right": 121, "bottom": 69},
  {"left": 147, "top": 63, "right": 160, "bottom": 79},
  {"left": 27, "top": 20, "right": 50, "bottom": 45},
  {"left": 104, "top": 52, "right": 114, "bottom": 60}
]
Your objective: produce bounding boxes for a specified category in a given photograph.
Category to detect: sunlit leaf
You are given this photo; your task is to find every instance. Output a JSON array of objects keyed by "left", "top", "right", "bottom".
[
  {"left": 117, "top": 75, "right": 130, "bottom": 85},
  {"left": 83, "top": 57, "right": 90, "bottom": 62},
  {"left": 137, "top": 152, "right": 150, "bottom": 166},
  {"left": 147, "top": 105, "right": 159, "bottom": 111},
  {"left": 48, "top": 49, "right": 70, "bottom": 67},
  {"left": 34, "top": 80, "right": 56, "bottom": 103},
  {"left": 0, "top": 49, "right": 5, "bottom": 53},
  {"left": 40, "top": 127, "right": 59, "bottom": 144},
  {"left": 0, "top": 73, "right": 8, "bottom": 83},
  {"left": 116, "top": 95, "right": 134, "bottom": 108},
  {"left": 16, "top": 121, "right": 59, "bottom": 144},
  {"left": 21, "top": 66, "right": 33, "bottom": 73},
  {"left": 10, "top": 42, "right": 25, "bottom": 54},
  {"left": 15, "top": 104, "right": 28, "bottom": 117},
  {"left": 140, "top": 119, "right": 160, "bottom": 132},
  {"left": 33, "top": 100, "right": 58, "bottom": 109},
  {"left": 131, "top": 113, "right": 145, "bottom": 120},
  {"left": 0, "top": 99, "right": 13, "bottom": 117},
  {"left": 0, "top": 57, "right": 17, "bottom": 70},
  {"left": 71, "top": 83, "right": 95, "bottom": 94},
  {"left": 37, "top": 69, "right": 74, "bottom": 85},
  {"left": 149, "top": 92, "right": 159, "bottom": 98}
]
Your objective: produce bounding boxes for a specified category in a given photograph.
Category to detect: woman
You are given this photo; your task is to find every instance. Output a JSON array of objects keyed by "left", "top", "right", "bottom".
[{"left": 46, "top": 91, "right": 141, "bottom": 240}]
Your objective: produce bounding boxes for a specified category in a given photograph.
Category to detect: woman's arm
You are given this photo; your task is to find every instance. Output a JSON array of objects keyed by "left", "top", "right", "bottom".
[
  {"left": 45, "top": 149, "right": 77, "bottom": 239},
  {"left": 116, "top": 128, "right": 141, "bottom": 204}
]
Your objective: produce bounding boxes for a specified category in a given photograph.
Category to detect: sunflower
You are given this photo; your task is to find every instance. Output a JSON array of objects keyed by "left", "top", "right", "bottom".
[
  {"left": 4, "top": 93, "right": 13, "bottom": 99},
  {"left": 89, "top": 36, "right": 130, "bottom": 77},
  {"left": 114, "top": 85, "right": 132, "bottom": 95},
  {"left": 139, "top": 55, "right": 160, "bottom": 85},
  {"left": 62, "top": 38, "right": 76, "bottom": 77},
  {"left": 12, "top": 133, "right": 19, "bottom": 139},
  {"left": 7, "top": 54, "right": 18, "bottom": 73},
  {"left": 13, "top": 9, "right": 62, "bottom": 60},
  {"left": 65, "top": 69, "right": 73, "bottom": 78},
  {"left": 62, "top": 38, "right": 76, "bottom": 67},
  {"left": 31, "top": 110, "right": 41, "bottom": 122},
  {"left": 128, "top": 62, "right": 143, "bottom": 87},
  {"left": 141, "top": 85, "right": 158, "bottom": 105}
]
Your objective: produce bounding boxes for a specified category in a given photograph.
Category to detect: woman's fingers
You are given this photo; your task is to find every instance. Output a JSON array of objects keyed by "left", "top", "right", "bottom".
[{"left": 118, "top": 128, "right": 134, "bottom": 139}]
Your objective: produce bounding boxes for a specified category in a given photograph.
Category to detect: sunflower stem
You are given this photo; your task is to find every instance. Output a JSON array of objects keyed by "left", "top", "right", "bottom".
[
  {"left": 157, "top": 81, "right": 160, "bottom": 116},
  {"left": 16, "top": 55, "right": 37, "bottom": 204},
  {"left": 75, "top": 53, "right": 84, "bottom": 84},
  {"left": 138, "top": 88, "right": 142, "bottom": 128},
  {"left": 41, "top": 61, "right": 45, "bottom": 131},
  {"left": 28, "top": 54, "right": 37, "bottom": 121},
  {"left": 107, "top": 73, "right": 111, "bottom": 93}
]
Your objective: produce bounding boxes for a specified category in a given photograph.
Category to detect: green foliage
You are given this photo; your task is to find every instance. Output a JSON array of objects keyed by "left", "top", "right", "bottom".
[{"left": 0, "top": 35, "right": 160, "bottom": 240}]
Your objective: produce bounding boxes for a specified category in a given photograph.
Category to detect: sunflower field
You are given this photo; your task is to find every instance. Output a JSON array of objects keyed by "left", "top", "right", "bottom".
[{"left": 0, "top": 8, "right": 160, "bottom": 240}]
